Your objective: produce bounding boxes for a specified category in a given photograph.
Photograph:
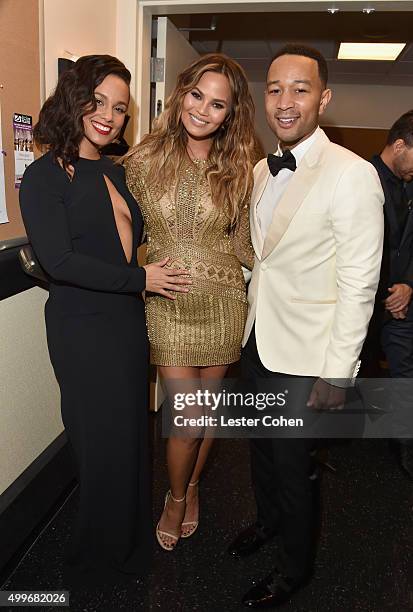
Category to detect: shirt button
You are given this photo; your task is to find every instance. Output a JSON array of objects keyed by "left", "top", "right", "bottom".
[{"left": 261, "top": 262, "right": 268, "bottom": 271}]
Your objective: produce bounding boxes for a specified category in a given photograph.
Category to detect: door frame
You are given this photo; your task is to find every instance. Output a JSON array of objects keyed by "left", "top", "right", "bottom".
[{"left": 134, "top": 0, "right": 413, "bottom": 141}]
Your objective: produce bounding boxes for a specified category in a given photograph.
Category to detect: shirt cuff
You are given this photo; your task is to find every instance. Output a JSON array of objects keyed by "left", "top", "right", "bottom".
[{"left": 133, "top": 266, "right": 146, "bottom": 293}]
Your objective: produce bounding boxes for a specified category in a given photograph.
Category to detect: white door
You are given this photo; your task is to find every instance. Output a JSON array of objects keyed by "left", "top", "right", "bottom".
[
  {"left": 152, "top": 16, "right": 200, "bottom": 120},
  {"left": 149, "top": 18, "right": 199, "bottom": 410}
]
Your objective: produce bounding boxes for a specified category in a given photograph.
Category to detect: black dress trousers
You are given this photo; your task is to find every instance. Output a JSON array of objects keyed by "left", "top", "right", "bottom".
[{"left": 241, "top": 325, "right": 318, "bottom": 581}]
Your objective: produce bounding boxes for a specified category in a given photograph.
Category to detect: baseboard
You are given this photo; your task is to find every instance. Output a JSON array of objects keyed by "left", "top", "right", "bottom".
[{"left": 0, "top": 432, "right": 76, "bottom": 585}]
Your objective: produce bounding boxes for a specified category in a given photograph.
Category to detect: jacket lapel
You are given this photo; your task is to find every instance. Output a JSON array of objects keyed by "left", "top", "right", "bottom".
[{"left": 261, "top": 130, "right": 329, "bottom": 260}]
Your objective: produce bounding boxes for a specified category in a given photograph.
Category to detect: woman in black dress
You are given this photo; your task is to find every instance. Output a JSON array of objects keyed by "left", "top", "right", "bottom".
[{"left": 19, "top": 55, "right": 191, "bottom": 586}]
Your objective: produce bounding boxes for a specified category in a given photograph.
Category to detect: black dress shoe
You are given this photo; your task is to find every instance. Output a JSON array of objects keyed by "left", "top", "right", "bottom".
[
  {"left": 227, "top": 523, "right": 276, "bottom": 558},
  {"left": 242, "top": 571, "right": 299, "bottom": 609}
]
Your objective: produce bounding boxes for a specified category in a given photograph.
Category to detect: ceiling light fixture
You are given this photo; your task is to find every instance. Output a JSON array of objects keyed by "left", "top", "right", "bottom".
[
  {"left": 338, "top": 42, "right": 406, "bottom": 61},
  {"left": 327, "top": 7, "right": 339, "bottom": 13},
  {"left": 362, "top": 7, "right": 376, "bottom": 14}
]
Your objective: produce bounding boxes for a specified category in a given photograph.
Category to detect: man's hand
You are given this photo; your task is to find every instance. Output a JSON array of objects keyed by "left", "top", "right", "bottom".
[
  {"left": 391, "top": 306, "right": 408, "bottom": 320},
  {"left": 384, "top": 283, "right": 412, "bottom": 314},
  {"left": 306, "top": 378, "right": 346, "bottom": 411}
]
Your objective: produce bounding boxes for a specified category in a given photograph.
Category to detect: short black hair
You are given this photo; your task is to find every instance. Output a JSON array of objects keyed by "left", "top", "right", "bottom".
[
  {"left": 268, "top": 43, "right": 328, "bottom": 88},
  {"left": 386, "top": 110, "right": 413, "bottom": 147}
]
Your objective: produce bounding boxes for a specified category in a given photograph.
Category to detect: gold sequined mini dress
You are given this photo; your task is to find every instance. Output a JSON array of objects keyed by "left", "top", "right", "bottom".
[{"left": 125, "top": 150, "right": 254, "bottom": 367}]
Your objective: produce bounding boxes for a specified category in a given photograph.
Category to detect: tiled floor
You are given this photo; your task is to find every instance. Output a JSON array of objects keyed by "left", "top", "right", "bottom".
[{"left": 4, "top": 415, "right": 413, "bottom": 612}]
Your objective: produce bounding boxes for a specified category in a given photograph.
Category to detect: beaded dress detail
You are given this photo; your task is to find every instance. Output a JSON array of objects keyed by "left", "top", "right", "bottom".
[{"left": 126, "top": 149, "right": 254, "bottom": 366}]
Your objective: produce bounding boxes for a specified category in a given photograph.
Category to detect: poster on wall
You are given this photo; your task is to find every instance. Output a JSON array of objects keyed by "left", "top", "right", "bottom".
[
  {"left": 0, "top": 102, "right": 8, "bottom": 224},
  {"left": 13, "top": 113, "right": 34, "bottom": 188}
]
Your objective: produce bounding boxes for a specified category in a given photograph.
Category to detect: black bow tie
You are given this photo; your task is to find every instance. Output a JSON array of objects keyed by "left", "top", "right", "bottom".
[{"left": 267, "top": 150, "right": 297, "bottom": 176}]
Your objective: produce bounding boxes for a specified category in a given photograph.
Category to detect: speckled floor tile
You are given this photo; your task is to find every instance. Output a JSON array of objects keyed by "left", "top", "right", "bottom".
[{"left": 3, "top": 414, "right": 413, "bottom": 612}]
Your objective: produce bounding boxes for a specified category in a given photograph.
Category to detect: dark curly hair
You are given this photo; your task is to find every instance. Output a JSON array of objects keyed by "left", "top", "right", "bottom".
[{"left": 34, "top": 54, "right": 131, "bottom": 168}]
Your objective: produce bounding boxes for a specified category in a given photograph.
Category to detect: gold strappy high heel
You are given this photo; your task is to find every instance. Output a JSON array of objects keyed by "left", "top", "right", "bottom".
[
  {"left": 156, "top": 490, "right": 186, "bottom": 551},
  {"left": 181, "top": 480, "right": 199, "bottom": 538}
]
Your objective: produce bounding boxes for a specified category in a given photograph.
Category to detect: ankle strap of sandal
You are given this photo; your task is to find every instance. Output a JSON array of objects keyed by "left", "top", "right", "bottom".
[
  {"left": 169, "top": 491, "right": 186, "bottom": 503},
  {"left": 188, "top": 480, "right": 199, "bottom": 487}
]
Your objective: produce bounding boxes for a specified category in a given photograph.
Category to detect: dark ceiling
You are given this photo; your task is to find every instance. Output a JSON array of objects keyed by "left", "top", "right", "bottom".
[{"left": 167, "top": 12, "right": 413, "bottom": 84}]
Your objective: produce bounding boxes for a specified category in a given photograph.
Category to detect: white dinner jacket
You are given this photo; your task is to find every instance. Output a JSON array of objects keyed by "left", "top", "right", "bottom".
[{"left": 243, "top": 129, "right": 384, "bottom": 381}]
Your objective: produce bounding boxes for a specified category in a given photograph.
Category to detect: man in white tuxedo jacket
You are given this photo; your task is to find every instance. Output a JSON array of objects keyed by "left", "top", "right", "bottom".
[{"left": 228, "top": 45, "right": 384, "bottom": 609}]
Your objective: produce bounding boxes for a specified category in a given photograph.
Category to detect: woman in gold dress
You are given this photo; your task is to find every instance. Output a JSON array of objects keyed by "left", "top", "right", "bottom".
[{"left": 125, "top": 54, "right": 259, "bottom": 550}]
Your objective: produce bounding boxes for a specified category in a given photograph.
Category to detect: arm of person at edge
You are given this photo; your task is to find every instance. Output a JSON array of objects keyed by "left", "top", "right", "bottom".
[
  {"left": 385, "top": 282, "right": 413, "bottom": 316},
  {"left": 385, "top": 249, "right": 413, "bottom": 316}
]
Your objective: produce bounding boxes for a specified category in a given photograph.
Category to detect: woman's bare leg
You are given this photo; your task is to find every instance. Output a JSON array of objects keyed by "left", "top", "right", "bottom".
[
  {"left": 182, "top": 364, "right": 228, "bottom": 535},
  {"left": 157, "top": 365, "right": 202, "bottom": 548}
]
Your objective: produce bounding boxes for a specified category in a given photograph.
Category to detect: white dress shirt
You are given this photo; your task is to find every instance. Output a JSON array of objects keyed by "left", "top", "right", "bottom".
[{"left": 257, "top": 126, "right": 321, "bottom": 241}]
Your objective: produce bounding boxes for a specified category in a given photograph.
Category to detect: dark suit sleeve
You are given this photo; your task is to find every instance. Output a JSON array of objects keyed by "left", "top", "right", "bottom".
[
  {"left": 402, "top": 270, "right": 413, "bottom": 289},
  {"left": 19, "top": 163, "right": 146, "bottom": 293},
  {"left": 402, "top": 208, "right": 413, "bottom": 288},
  {"left": 406, "top": 186, "right": 413, "bottom": 286}
]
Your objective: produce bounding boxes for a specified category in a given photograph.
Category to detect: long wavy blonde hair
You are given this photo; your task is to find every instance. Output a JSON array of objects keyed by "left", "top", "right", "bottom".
[{"left": 125, "top": 53, "right": 261, "bottom": 227}]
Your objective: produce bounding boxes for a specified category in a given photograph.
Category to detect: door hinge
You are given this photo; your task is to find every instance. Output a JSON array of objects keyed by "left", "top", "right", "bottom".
[{"left": 150, "top": 58, "right": 165, "bottom": 83}]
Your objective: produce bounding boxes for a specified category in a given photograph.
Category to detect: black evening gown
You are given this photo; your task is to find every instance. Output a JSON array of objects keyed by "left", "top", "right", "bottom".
[{"left": 19, "top": 152, "right": 152, "bottom": 586}]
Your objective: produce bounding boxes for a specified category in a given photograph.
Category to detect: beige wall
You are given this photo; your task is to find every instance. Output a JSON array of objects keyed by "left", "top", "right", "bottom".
[
  {"left": 43, "top": 0, "right": 117, "bottom": 99},
  {"left": 250, "top": 81, "right": 413, "bottom": 154},
  {"left": 0, "top": 288, "right": 61, "bottom": 496},
  {"left": 42, "top": 0, "right": 139, "bottom": 142},
  {"left": 323, "top": 82, "right": 413, "bottom": 130}
]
